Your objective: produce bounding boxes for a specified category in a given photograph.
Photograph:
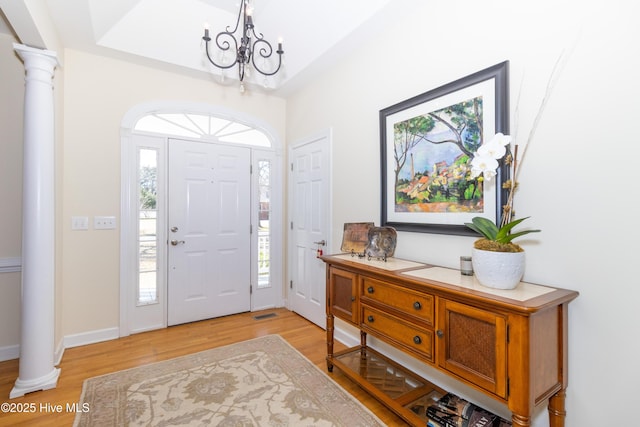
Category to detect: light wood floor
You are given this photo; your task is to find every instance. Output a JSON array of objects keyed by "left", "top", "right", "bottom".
[{"left": 0, "top": 308, "right": 407, "bottom": 426}]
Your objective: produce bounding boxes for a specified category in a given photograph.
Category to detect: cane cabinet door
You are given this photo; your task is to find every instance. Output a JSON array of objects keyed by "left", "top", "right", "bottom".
[
  {"left": 328, "top": 267, "right": 359, "bottom": 324},
  {"left": 437, "top": 298, "right": 508, "bottom": 399}
]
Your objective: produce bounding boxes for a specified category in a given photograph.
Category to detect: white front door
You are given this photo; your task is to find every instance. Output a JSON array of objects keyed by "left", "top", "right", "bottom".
[
  {"left": 168, "top": 139, "right": 251, "bottom": 326},
  {"left": 289, "top": 131, "right": 331, "bottom": 328}
]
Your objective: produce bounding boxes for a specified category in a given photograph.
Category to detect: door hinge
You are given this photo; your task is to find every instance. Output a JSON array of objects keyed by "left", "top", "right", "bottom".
[
  {"left": 250, "top": 224, "right": 253, "bottom": 234},
  {"left": 250, "top": 164, "right": 253, "bottom": 174},
  {"left": 290, "top": 280, "right": 293, "bottom": 289},
  {"left": 506, "top": 323, "right": 510, "bottom": 343},
  {"left": 290, "top": 221, "right": 293, "bottom": 230},
  {"left": 290, "top": 163, "right": 293, "bottom": 171},
  {"left": 507, "top": 377, "right": 510, "bottom": 397},
  {"left": 250, "top": 284, "right": 253, "bottom": 295}
]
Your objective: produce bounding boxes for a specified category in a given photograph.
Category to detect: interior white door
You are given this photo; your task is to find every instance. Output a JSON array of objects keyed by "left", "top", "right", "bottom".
[
  {"left": 168, "top": 139, "right": 251, "bottom": 326},
  {"left": 289, "top": 132, "right": 330, "bottom": 328}
]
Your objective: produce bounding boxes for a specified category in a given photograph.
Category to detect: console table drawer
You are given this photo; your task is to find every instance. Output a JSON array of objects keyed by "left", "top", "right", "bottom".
[
  {"left": 362, "top": 305, "right": 434, "bottom": 363},
  {"left": 362, "top": 277, "right": 434, "bottom": 326}
]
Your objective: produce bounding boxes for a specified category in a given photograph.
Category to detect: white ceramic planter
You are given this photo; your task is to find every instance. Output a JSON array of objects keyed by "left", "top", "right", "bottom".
[{"left": 471, "top": 248, "right": 525, "bottom": 290}]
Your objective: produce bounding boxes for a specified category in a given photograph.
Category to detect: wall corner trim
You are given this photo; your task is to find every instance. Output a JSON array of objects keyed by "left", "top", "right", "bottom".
[{"left": 0, "top": 257, "right": 22, "bottom": 273}]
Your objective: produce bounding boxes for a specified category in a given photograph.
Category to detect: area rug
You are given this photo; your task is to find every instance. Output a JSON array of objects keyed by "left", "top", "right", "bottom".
[{"left": 73, "top": 334, "right": 385, "bottom": 426}]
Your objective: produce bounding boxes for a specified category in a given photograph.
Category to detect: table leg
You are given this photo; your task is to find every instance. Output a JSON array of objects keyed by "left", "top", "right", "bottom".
[
  {"left": 548, "top": 389, "right": 567, "bottom": 427},
  {"left": 326, "top": 313, "right": 334, "bottom": 372},
  {"left": 512, "top": 413, "right": 531, "bottom": 427}
]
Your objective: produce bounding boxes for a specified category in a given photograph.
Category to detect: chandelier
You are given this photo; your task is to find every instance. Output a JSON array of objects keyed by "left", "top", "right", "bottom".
[{"left": 202, "top": 0, "right": 284, "bottom": 90}]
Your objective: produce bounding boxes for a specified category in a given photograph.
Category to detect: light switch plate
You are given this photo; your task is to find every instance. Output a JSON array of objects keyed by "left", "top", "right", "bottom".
[
  {"left": 94, "top": 216, "right": 117, "bottom": 230},
  {"left": 71, "top": 216, "right": 89, "bottom": 230}
]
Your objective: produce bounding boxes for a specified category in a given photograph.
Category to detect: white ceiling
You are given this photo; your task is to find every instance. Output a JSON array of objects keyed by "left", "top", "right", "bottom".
[{"left": 1, "top": 0, "right": 399, "bottom": 96}]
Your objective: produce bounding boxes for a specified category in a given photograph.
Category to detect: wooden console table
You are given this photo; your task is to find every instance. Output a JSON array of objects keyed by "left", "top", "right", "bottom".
[{"left": 321, "top": 254, "right": 578, "bottom": 427}]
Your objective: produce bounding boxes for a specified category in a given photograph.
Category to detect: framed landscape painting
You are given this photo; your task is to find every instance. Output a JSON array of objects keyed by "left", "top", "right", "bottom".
[{"left": 380, "top": 61, "right": 509, "bottom": 236}]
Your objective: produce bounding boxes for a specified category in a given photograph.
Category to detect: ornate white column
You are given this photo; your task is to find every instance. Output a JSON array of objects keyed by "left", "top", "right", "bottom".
[{"left": 10, "top": 44, "right": 60, "bottom": 399}]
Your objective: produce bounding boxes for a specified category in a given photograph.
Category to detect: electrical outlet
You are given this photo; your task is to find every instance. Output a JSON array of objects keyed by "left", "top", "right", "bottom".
[
  {"left": 71, "top": 216, "right": 89, "bottom": 230},
  {"left": 94, "top": 216, "right": 117, "bottom": 230}
]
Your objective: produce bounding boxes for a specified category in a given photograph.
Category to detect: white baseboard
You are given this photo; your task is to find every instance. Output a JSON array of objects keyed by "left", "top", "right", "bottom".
[
  {"left": 0, "top": 327, "right": 119, "bottom": 363},
  {"left": 0, "top": 344, "right": 19, "bottom": 362},
  {"left": 63, "top": 327, "right": 120, "bottom": 349},
  {"left": 333, "top": 324, "right": 360, "bottom": 347}
]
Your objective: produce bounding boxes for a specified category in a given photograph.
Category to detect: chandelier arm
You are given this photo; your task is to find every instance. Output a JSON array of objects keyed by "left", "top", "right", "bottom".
[
  {"left": 200, "top": 0, "right": 283, "bottom": 85},
  {"left": 203, "top": 33, "right": 239, "bottom": 70},
  {"left": 249, "top": 27, "right": 265, "bottom": 41},
  {"left": 250, "top": 38, "right": 283, "bottom": 77}
]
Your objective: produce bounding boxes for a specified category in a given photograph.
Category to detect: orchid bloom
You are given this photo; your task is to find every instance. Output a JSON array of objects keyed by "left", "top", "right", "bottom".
[
  {"left": 470, "top": 155, "right": 499, "bottom": 180},
  {"left": 489, "top": 132, "right": 511, "bottom": 147},
  {"left": 469, "top": 133, "right": 511, "bottom": 180}
]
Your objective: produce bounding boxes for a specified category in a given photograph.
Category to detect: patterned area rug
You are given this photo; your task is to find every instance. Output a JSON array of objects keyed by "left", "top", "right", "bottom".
[{"left": 73, "top": 334, "right": 384, "bottom": 426}]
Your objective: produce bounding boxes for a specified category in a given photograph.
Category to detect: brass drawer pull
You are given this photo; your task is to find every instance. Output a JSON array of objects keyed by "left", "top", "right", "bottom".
[
  {"left": 367, "top": 315, "right": 374, "bottom": 322},
  {"left": 367, "top": 286, "right": 374, "bottom": 294},
  {"left": 351, "top": 296, "right": 355, "bottom": 302},
  {"left": 413, "top": 335, "right": 422, "bottom": 345},
  {"left": 436, "top": 329, "right": 444, "bottom": 338},
  {"left": 413, "top": 301, "right": 421, "bottom": 310}
]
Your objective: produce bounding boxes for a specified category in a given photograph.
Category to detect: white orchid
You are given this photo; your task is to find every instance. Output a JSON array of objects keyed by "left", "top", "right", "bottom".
[
  {"left": 478, "top": 133, "right": 511, "bottom": 158},
  {"left": 470, "top": 155, "right": 499, "bottom": 180},
  {"left": 469, "top": 133, "right": 511, "bottom": 180}
]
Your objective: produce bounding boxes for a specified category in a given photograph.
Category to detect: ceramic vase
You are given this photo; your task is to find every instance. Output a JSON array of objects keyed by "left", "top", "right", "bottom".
[{"left": 471, "top": 247, "right": 525, "bottom": 290}]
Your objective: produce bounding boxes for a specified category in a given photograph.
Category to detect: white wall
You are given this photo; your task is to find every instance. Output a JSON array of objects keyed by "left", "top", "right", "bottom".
[
  {"left": 286, "top": 1, "right": 639, "bottom": 426},
  {"left": 0, "top": 37, "right": 287, "bottom": 355},
  {"left": 59, "top": 49, "right": 287, "bottom": 337},
  {"left": 0, "top": 33, "right": 24, "bottom": 359}
]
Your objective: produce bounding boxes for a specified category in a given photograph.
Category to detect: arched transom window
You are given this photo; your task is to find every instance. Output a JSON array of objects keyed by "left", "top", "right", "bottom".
[{"left": 135, "top": 113, "right": 271, "bottom": 147}]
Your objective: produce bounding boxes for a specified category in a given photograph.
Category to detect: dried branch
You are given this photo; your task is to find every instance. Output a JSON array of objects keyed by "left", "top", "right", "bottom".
[
  {"left": 501, "top": 52, "right": 567, "bottom": 227},
  {"left": 514, "top": 51, "right": 566, "bottom": 182}
]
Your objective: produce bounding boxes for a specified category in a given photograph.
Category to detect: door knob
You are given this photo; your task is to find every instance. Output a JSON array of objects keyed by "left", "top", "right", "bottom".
[
  {"left": 313, "top": 240, "right": 326, "bottom": 246},
  {"left": 170, "top": 240, "right": 185, "bottom": 246}
]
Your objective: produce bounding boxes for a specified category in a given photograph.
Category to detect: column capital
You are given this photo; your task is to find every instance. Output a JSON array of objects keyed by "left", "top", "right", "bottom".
[{"left": 13, "top": 43, "right": 59, "bottom": 71}]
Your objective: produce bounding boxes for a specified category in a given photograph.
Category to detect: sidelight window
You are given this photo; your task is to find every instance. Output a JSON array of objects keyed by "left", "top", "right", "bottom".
[
  {"left": 137, "top": 148, "right": 159, "bottom": 305},
  {"left": 257, "top": 159, "right": 271, "bottom": 288}
]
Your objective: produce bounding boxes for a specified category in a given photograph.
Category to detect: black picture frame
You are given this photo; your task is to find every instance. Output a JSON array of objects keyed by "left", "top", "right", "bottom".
[{"left": 380, "top": 61, "right": 509, "bottom": 236}]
